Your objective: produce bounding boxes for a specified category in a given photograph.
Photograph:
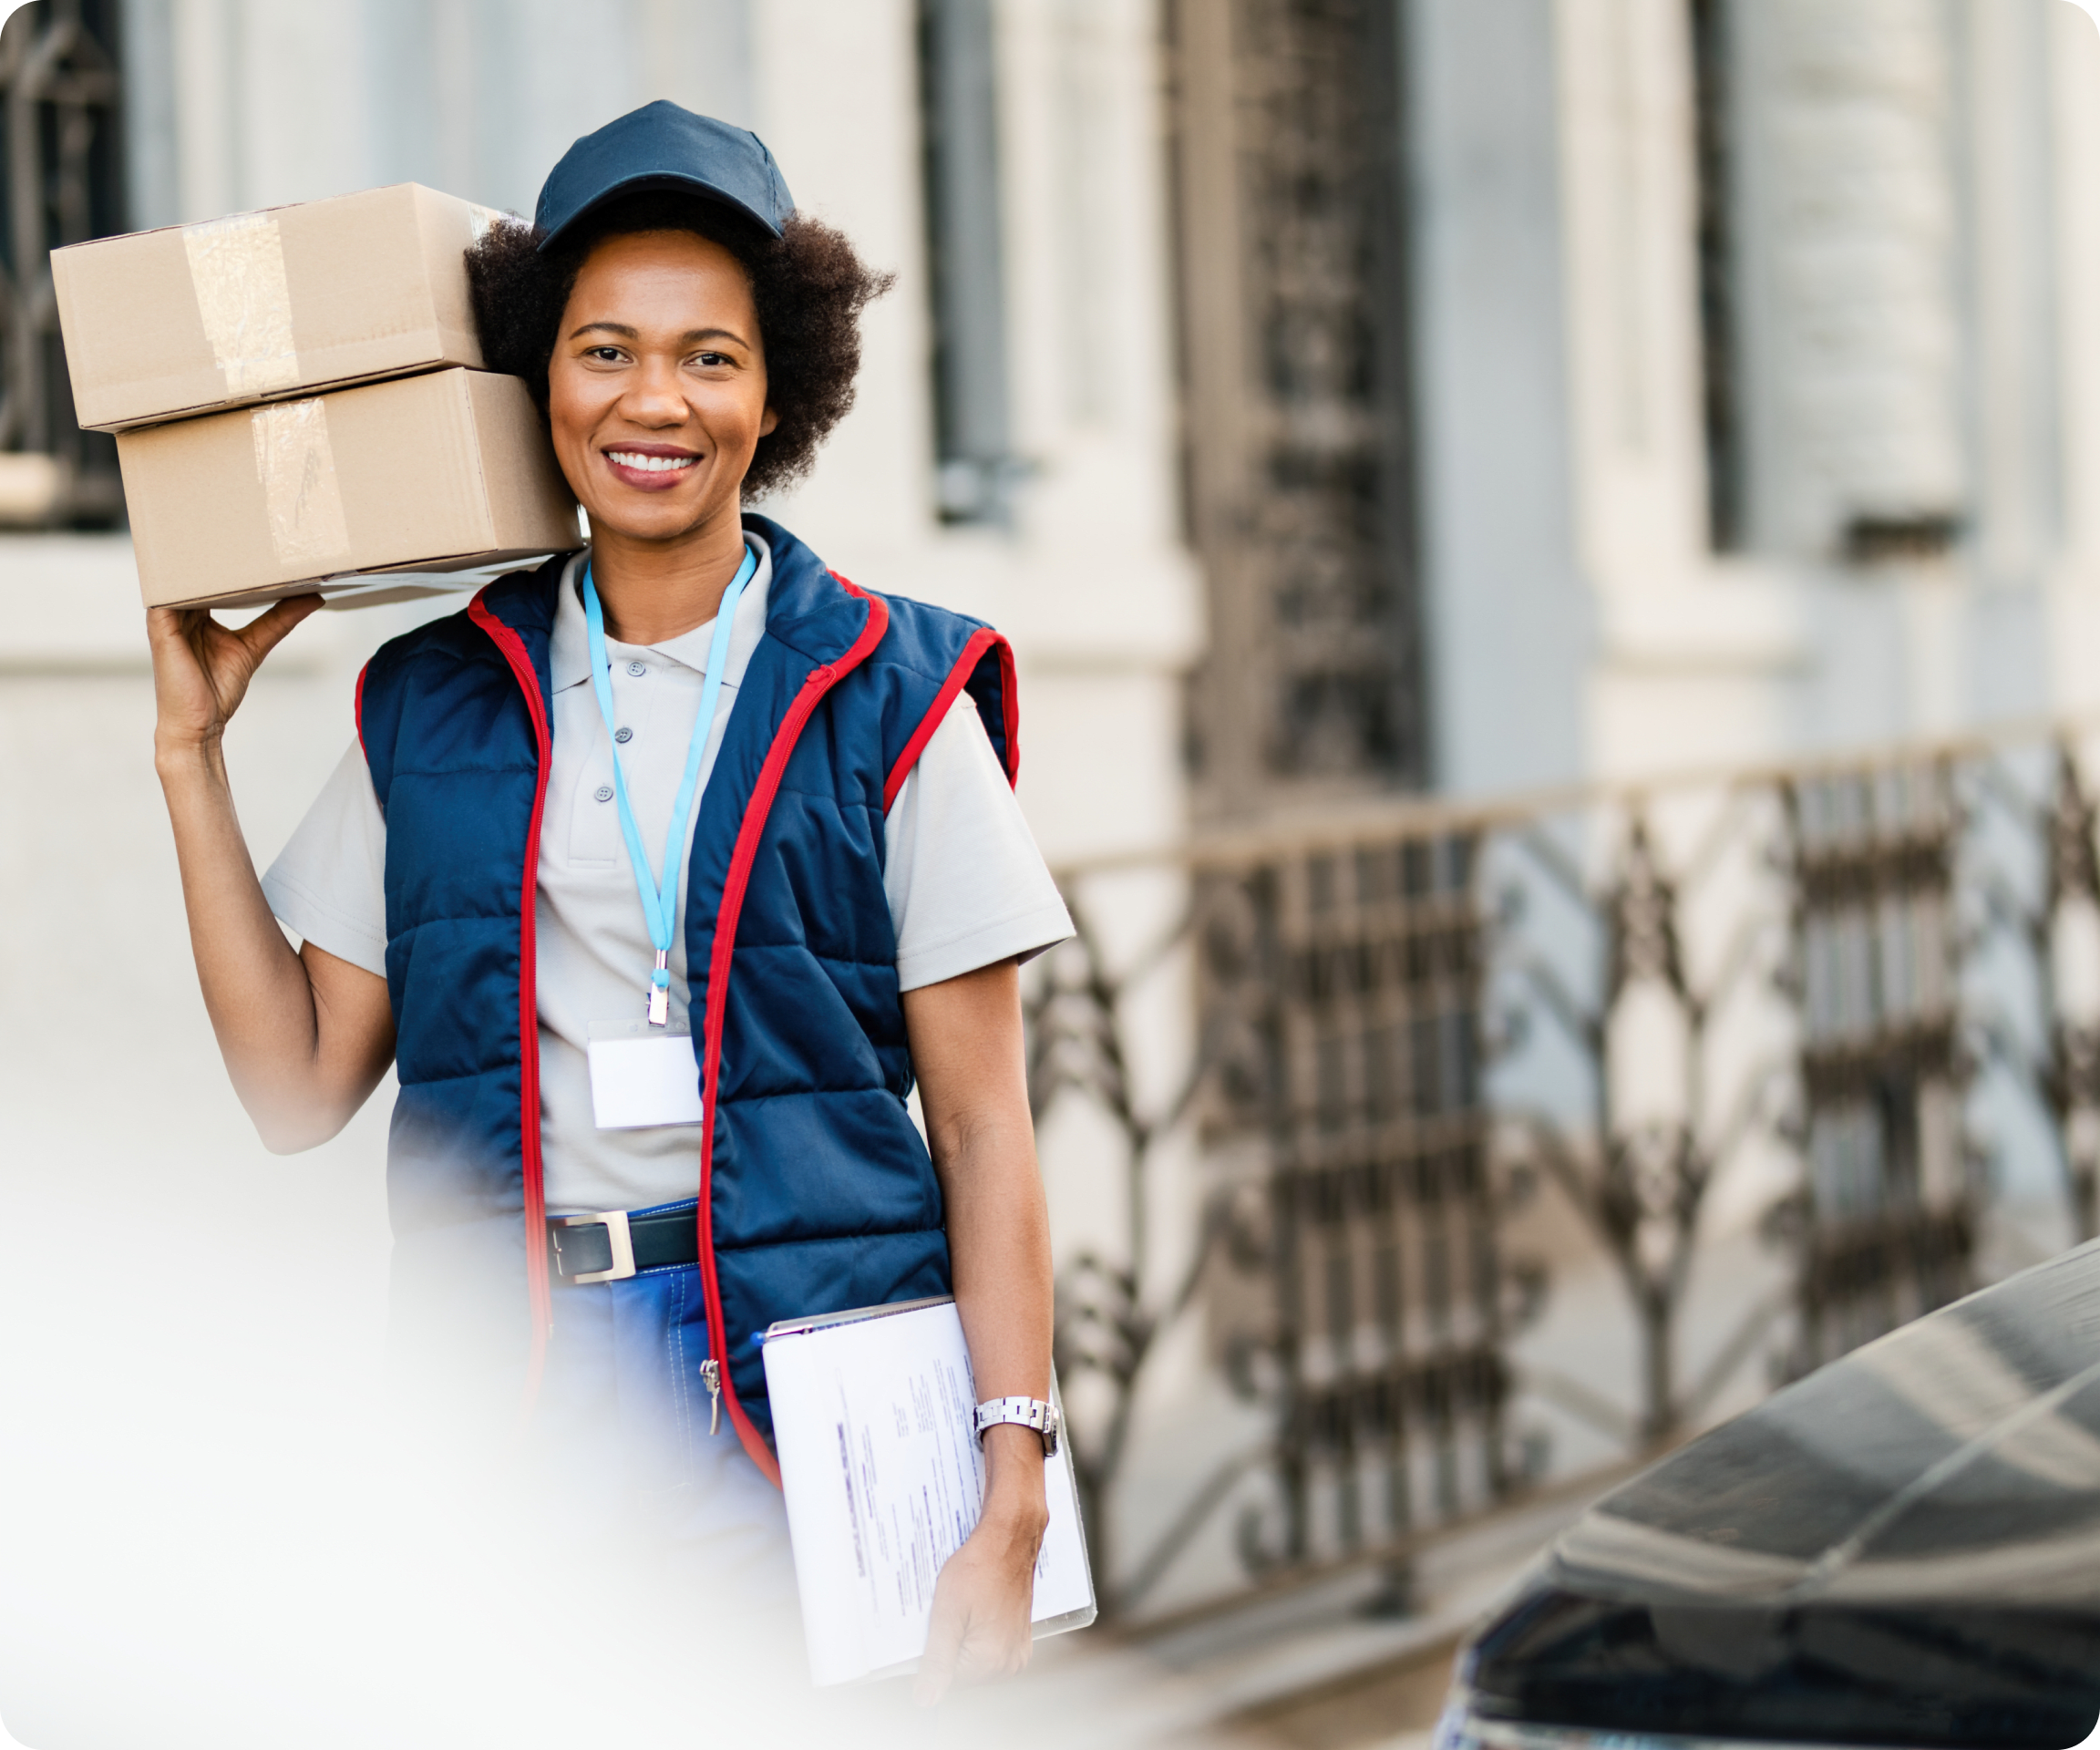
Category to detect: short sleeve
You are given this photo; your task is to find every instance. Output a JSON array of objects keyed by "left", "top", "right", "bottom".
[
  {"left": 883, "top": 696, "right": 1074, "bottom": 993},
  {"left": 261, "top": 739, "right": 390, "bottom": 980}
]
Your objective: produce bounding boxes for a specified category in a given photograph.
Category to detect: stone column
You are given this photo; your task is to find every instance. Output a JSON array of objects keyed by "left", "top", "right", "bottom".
[
  {"left": 1555, "top": 0, "right": 1709, "bottom": 592},
  {"left": 1406, "top": 0, "right": 1590, "bottom": 797},
  {"left": 1727, "top": 0, "right": 1967, "bottom": 562},
  {"left": 2049, "top": 0, "right": 2100, "bottom": 716}
]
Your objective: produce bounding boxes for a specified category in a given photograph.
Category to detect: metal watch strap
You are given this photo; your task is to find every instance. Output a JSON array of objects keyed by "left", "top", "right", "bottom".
[{"left": 974, "top": 1395, "right": 1060, "bottom": 1457}]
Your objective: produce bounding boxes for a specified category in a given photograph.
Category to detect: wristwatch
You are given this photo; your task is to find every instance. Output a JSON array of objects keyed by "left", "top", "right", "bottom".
[{"left": 974, "top": 1395, "right": 1060, "bottom": 1457}]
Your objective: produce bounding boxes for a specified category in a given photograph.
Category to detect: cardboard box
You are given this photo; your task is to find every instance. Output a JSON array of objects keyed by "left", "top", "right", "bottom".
[
  {"left": 55, "top": 183, "right": 505, "bottom": 432},
  {"left": 118, "top": 368, "right": 581, "bottom": 611}
]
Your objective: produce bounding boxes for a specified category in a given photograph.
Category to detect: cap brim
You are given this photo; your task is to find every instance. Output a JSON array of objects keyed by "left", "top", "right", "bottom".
[{"left": 537, "top": 173, "right": 783, "bottom": 251}]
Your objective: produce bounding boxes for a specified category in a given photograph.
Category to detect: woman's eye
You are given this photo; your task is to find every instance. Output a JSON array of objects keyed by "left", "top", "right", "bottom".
[
  {"left": 693, "top": 352, "right": 729, "bottom": 368},
  {"left": 587, "top": 347, "right": 624, "bottom": 363}
]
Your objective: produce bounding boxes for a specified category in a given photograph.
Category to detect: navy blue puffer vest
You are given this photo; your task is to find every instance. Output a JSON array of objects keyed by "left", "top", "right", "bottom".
[{"left": 354, "top": 514, "right": 1018, "bottom": 1477}]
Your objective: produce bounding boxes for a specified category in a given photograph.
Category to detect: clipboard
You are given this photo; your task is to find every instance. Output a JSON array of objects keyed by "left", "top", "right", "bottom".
[{"left": 760, "top": 1294, "right": 1097, "bottom": 1686}]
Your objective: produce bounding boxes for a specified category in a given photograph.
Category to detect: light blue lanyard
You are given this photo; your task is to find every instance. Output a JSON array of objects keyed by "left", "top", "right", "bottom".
[{"left": 582, "top": 540, "right": 758, "bottom": 1024}]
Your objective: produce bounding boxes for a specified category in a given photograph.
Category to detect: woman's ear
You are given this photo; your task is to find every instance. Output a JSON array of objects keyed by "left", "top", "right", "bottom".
[{"left": 760, "top": 404, "right": 780, "bottom": 438}]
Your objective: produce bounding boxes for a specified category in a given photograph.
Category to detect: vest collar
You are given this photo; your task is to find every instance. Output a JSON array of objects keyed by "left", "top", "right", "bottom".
[
  {"left": 740, "top": 512, "right": 875, "bottom": 665},
  {"left": 471, "top": 513, "right": 870, "bottom": 678},
  {"left": 547, "top": 540, "right": 777, "bottom": 693}
]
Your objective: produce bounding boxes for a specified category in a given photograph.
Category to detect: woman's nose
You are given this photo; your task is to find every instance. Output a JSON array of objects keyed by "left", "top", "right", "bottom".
[{"left": 623, "top": 359, "right": 688, "bottom": 422}]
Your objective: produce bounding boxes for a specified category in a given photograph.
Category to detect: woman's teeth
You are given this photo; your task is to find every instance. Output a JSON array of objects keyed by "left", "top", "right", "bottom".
[{"left": 608, "top": 451, "right": 696, "bottom": 474}]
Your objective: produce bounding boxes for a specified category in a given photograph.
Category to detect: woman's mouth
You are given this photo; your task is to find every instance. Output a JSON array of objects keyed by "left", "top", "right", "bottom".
[{"left": 603, "top": 448, "right": 700, "bottom": 490}]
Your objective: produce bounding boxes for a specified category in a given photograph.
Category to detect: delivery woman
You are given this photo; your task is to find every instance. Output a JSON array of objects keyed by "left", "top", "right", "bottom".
[{"left": 146, "top": 102, "right": 1068, "bottom": 1701}]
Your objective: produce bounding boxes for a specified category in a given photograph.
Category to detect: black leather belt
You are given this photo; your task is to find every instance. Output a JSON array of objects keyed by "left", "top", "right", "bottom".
[{"left": 548, "top": 1203, "right": 700, "bottom": 1285}]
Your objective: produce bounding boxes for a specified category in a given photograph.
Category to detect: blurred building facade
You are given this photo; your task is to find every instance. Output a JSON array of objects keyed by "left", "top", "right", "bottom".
[
  {"left": 8, "top": 0, "right": 2100, "bottom": 872},
  {"left": 5, "top": 0, "right": 2100, "bottom": 1657},
  {"left": 1168, "top": 0, "right": 2100, "bottom": 811}
]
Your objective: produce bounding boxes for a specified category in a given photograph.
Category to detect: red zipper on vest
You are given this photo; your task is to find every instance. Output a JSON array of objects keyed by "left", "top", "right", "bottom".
[
  {"left": 880, "top": 626, "right": 1019, "bottom": 811},
  {"left": 468, "top": 592, "right": 556, "bottom": 1406},
  {"left": 700, "top": 579, "right": 890, "bottom": 1484}
]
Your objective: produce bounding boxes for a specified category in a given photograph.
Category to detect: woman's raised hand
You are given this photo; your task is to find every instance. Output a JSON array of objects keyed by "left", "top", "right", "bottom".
[
  {"left": 148, "top": 595, "right": 323, "bottom": 757},
  {"left": 147, "top": 589, "right": 396, "bottom": 1153}
]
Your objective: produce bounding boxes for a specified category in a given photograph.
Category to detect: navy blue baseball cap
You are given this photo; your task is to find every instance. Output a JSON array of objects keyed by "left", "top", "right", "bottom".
[{"left": 533, "top": 100, "right": 795, "bottom": 251}]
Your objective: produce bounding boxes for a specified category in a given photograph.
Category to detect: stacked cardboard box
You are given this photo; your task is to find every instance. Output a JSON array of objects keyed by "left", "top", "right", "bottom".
[{"left": 54, "top": 183, "right": 581, "bottom": 611}]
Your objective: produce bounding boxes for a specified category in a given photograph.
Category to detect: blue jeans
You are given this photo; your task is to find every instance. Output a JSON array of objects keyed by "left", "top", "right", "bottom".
[{"left": 390, "top": 1199, "right": 798, "bottom": 1608}]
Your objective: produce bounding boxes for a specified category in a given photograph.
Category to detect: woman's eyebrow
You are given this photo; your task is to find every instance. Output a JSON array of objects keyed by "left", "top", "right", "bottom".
[{"left": 566, "top": 321, "right": 750, "bottom": 347}]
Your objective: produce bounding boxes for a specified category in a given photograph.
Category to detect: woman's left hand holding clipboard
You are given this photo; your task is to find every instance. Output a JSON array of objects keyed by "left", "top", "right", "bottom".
[
  {"left": 901, "top": 959, "right": 1056, "bottom": 1704},
  {"left": 914, "top": 1421, "right": 1048, "bottom": 1704}
]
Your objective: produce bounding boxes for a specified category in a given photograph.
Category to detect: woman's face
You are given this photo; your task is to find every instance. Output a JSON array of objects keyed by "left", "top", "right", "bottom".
[{"left": 546, "top": 228, "right": 777, "bottom": 545}]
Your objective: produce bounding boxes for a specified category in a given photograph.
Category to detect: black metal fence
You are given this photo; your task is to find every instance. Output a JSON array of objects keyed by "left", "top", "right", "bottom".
[{"left": 1028, "top": 722, "right": 2100, "bottom": 1619}]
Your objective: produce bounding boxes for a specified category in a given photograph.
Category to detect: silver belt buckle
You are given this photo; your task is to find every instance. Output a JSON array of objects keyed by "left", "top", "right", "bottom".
[{"left": 551, "top": 1210, "right": 636, "bottom": 1285}]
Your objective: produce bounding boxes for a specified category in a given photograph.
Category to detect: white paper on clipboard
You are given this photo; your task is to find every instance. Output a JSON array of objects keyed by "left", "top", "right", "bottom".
[{"left": 760, "top": 1294, "right": 1096, "bottom": 1687}]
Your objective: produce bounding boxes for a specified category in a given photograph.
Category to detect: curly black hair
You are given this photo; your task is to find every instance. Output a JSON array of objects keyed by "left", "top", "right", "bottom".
[{"left": 466, "top": 192, "right": 893, "bottom": 499}]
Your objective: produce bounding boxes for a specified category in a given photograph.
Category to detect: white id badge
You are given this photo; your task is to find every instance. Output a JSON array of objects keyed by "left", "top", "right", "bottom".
[{"left": 587, "top": 1023, "right": 705, "bottom": 1129}]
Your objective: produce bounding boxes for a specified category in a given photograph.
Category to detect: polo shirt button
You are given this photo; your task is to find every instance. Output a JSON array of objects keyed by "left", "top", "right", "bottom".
[
  {"left": 614, "top": 726, "right": 633, "bottom": 744},
  {"left": 626, "top": 661, "right": 646, "bottom": 677},
  {"left": 593, "top": 785, "right": 614, "bottom": 803}
]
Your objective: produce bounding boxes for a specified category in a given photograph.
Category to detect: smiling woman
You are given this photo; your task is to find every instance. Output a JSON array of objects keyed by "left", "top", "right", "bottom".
[
  {"left": 468, "top": 190, "right": 890, "bottom": 502},
  {"left": 143, "top": 100, "right": 1070, "bottom": 1704}
]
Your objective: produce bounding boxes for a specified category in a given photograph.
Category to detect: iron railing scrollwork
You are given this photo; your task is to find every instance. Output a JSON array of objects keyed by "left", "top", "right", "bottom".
[
  {"left": 2035, "top": 749, "right": 2100, "bottom": 1244},
  {"left": 1775, "top": 761, "right": 1973, "bottom": 1374},
  {"left": 1031, "top": 722, "right": 2100, "bottom": 1621},
  {"left": 1493, "top": 799, "right": 1796, "bottom": 1452},
  {"left": 1202, "top": 834, "right": 1523, "bottom": 1577}
]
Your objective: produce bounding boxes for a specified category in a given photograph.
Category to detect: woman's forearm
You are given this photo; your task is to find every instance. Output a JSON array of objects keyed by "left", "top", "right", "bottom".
[
  {"left": 944, "top": 1104, "right": 1054, "bottom": 1403},
  {"left": 157, "top": 735, "right": 376, "bottom": 1150},
  {"left": 904, "top": 960, "right": 1054, "bottom": 1702},
  {"left": 148, "top": 597, "right": 392, "bottom": 1151},
  {"left": 942, "top": 1093, "right": 1055, "bottom": 1524},
  {"left": 906, "top": 961, "right": 1055, "bottom": 1527}
]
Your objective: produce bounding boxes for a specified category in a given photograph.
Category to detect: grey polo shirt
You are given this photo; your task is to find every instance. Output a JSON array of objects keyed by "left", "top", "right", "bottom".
[{"left": 262, "top": 538, "right": 1072, "bottom": 1214}]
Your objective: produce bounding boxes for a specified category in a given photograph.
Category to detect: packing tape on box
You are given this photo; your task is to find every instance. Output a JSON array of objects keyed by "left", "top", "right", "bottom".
[
  {"left": 183, "top": 211, "right": 301, "bottom": 398},
  {"left": 251, "top": 399, "right": 352, "bottom": 568}
]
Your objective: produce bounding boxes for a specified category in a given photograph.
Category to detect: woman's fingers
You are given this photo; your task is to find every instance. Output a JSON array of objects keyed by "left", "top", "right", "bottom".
[
  {"left": 148, "top": 607, "right": 232, "bottom": 747},
  {"left": 911, "top": 1539, "right": 1035, "bottom": 1705},
  {"left": 913, "top": 1583, "right": 968, "bottom": 1706},
  {"left": 237, "top": 592, "right": 324, "bottom": 661},
  {"left": 201, "top": 594, "right": 323, "bottom": 709},
  {"left": 148, "top": 606, "right": 216, "bottom": 674},
  {"left": 147, "top": 595, "right": 323, "bottom": 749}
]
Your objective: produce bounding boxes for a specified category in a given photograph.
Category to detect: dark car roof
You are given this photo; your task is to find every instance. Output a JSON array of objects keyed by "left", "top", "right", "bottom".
[{"left": 1463, "top": 1240, "right": 2100, "bottom": 1748}]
